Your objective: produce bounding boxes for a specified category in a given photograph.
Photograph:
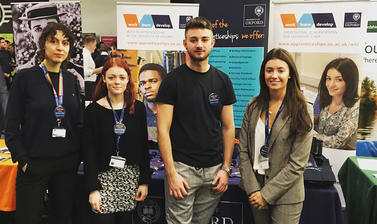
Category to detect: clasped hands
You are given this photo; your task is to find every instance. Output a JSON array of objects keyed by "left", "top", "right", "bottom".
[
  {"left": 168, "top": 169, "right": 229, "bottom": 199},
  {"left": 249, "top": 191, "right": 268, "bottom": 210}
]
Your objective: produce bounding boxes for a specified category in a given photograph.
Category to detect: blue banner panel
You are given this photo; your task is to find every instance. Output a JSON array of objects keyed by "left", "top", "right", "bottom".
[
  {"left": 199, "top": 0, "right": 269, "bottom": 48},
  {"left": 209, "top": 47, "right": 263, "bottom": 127}
]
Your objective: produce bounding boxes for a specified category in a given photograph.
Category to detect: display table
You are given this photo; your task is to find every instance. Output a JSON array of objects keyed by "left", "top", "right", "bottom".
[
  {"left": 338, "top": 156, "right": 377, "bottom": 224},
  {"left": 0, "top": 144, "right": 344, "bottom": 224},
  {"left": 0, "top": 139, "right": 16, "bottom": 224},
  {"left": 133, "top": 172, "right": 343, "bottom": 224},
  {"left": 0, "top": 139, "right": 17, "bottom": 212}
]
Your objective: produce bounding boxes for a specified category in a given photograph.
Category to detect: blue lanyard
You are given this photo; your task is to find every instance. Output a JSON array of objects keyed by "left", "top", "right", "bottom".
[
  {"left": 41, "top": 64, "right": 63, "bottom": 107},
  {"left": 264, "top": 101, "right": 285, "bottom": 146},
  {"left": 106, "top": 96, "right": 125, "bottom": 155}
]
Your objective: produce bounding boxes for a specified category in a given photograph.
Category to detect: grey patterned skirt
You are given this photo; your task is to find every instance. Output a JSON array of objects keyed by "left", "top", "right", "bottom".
[{"left": 97, "top": 164, "right": 140, "bottom": 213}]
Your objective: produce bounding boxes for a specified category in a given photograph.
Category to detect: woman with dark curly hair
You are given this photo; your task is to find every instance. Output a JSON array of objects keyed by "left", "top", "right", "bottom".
[
  {"left": 5, "top": 22, "right": 82, "bottom": 224},
  {"left": 314, "top": 57, "right": 359, "bottom": 150},
  {"left": 83, "top": 57, "right": 150, "bottom": 224}
]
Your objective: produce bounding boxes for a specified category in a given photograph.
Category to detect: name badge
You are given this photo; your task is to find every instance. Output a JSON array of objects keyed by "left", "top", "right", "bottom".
[
  {"left": 54, "top": 106, "right": 65, "bottom": 119},
  {"left": 109, "top": 156, "right": 126, "bottom": 168},
  {"left": 114, "top": 123, "right": 126, "bottom": 136},
  {"left": 260, "top": 157, "right": 269, "bottom": 170},
  {"left": 52, "top": 128, "right": 66, "bottom": 138}
]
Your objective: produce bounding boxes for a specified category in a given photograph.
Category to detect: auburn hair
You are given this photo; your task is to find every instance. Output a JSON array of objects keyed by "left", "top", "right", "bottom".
[{"left": 93, "top": 57, "right": 135, "bottom": 114}]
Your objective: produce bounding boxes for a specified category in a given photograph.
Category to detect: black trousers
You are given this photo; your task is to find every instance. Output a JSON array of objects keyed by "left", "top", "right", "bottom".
[
  {"left": 15, "top": 153, "right": 79, "bottom": 224},
  {"left": 92, "top": 211, "right": 133, "bottom": 224}
]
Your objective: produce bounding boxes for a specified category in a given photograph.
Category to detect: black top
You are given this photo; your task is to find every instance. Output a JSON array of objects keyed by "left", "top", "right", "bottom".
[
  {"left": 83, "top": 101, "right": 151, "bottom": 192},
  {"left": 156, "top": 64, "right": 236, "bottom": 167},
  {"left": 0, "top": 50, "right": 12, "bottom": 73},
  {"left": 5, "top": 65, "right": 82, "bottom": 166}
]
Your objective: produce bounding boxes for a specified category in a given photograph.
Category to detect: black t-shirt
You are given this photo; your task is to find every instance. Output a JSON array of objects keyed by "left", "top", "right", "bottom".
[{"left": 156, "top": 64, "right": 236, "bottom": 167}]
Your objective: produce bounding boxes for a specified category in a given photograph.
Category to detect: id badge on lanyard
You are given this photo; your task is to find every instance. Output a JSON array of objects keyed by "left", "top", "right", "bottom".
[
  {"left": 40, "top": 64, "right": 66, "bottom": 138},
  {"left": 106, "top": 96, "right": 127, "bottom": 168},
  {"left": 259, "top": 101, "right": 285, "bottom": 168},
  {"left": 109, "top": 155, "right": 126, "bottom": 168}
]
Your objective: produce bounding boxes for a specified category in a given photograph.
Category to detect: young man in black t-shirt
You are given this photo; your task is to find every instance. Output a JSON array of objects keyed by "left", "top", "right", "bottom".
[{"left": 156, "top": 16, "right": 236, "bottom": 224}]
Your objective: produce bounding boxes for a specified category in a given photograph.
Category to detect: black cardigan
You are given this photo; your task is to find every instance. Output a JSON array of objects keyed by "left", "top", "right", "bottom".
[
  {"left": 5, "top": 65, "right": 82, "bottom": 166},
  {"left": 83, "top": 101, "right": 151, "bottom": 192}
]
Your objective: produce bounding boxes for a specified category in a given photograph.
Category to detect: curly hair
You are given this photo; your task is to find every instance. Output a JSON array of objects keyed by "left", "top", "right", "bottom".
[{"left": 36, "top": 22, "right": 75, "bottom": 68}]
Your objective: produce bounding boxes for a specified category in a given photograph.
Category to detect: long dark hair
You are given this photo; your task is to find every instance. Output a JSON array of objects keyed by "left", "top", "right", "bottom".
[
  {"left": 318, "top": 58, "right": 359, "bottom": 110},
  {"left": 93, "top": 57, "right": 136, "bottom": 114},
  {"left": 253, "top": 48, "right": 312, "bottom": 135},
  {"left": 36, "top": 22, "right": 74, "bottom": 68}
]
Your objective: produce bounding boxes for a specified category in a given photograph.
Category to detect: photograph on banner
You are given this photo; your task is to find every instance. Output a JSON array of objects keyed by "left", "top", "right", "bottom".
[
  {"left": 137, "top": 50, "right": 185, "bottom": 148},
  {"left": 11, "top": 2, "right": 84, "bottom": 93},
  {"left": 291, "top": 52, "right": 362, "bottom": 151},
  {"left": 2, "top": 0, "right": 49, "bottom": 34}
]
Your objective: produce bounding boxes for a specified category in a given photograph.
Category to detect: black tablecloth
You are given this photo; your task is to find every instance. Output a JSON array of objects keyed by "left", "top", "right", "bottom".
[{"left": 2, "top": 153, "right": 344, "bottom": 224}]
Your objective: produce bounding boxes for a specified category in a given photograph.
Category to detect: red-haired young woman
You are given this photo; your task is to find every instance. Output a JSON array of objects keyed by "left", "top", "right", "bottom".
[{"left": 83, "top": 57, "right": 150, "bottom": 224}]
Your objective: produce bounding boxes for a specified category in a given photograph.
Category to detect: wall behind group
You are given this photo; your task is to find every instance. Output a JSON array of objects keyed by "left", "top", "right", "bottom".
[{"left": 51, "top": 0, "right": 169, "bottom": 36}]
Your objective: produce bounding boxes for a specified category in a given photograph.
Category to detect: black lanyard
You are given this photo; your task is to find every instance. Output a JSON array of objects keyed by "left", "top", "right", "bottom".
[
  {"left": 260, "top": 101, "right": 285, "bottom": 157},
  {"left": 106, "top": 96, "right": 126, "bottom": 156}
]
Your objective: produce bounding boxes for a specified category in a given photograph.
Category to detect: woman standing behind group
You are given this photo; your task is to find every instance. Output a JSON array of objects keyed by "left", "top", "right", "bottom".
[
  {"left": 83, "top": 57, "right": 150, "bottom": 224},
  {"left": 238, "top": 48, "right": 313, "bottom": 224},
  {"left": 314, "top": 57, "right": 359, "bottom": 150}
]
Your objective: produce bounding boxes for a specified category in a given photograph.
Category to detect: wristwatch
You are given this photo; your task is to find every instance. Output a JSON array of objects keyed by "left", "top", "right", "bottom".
[{"left": 221, "top": 165, "right": 232, "bottom": 176}]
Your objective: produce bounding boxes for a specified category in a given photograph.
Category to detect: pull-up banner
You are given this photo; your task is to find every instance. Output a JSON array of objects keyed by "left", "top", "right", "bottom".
[
  {"left": 200, "top": 0, "right": 270, "bottom": 128},
  {"left": 200, "top": 0, "right": 270, "bottom": 48}
]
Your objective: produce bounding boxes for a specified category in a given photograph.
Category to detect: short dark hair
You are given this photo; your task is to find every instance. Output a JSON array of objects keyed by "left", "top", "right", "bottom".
[
  {"left": 83, "top": 34, "right": 96, "bottom": 45},
  {"left": 139, "top": 63, "right": 167, "bottom": 80},
  {"left": 36, "top": 22, "right": 75, "bottom": 68},
  {"left": 318, "top": 58, "right": 359, "bottom": 109},
  {"left": 110, "top": 41, "right": 117, "bottom": 49},
  {"left": 185, "top": 16, "right": 212, "bottom": 36}
]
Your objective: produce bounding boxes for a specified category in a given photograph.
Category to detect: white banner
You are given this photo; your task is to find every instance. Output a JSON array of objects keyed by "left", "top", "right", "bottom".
[
  {"left": 272, "top": 1, "right": 370, "bottom": 53},
  {"left": 117, "top": 2, "right": 199, "bottom": 50}
]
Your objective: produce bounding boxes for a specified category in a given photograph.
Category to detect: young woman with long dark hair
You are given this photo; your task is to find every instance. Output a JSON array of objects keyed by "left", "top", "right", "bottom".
[
  {"left": 238, "top": 48, "right": 313, "bottom": 224},
  {"left": 314, "top": 57, "right": 359, "bottom": 150}
]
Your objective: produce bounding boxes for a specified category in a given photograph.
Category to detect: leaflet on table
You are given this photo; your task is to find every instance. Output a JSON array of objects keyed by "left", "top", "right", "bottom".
[
  {"left": 0, "top": 147, "right": 10, "bottom": 153},
  {"left": 209, "top": 47, "right": 263, "bottom": 127},
  {"left": 357, "top": 158, "right": 377, "bottom": 171}
]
